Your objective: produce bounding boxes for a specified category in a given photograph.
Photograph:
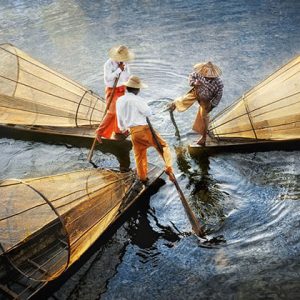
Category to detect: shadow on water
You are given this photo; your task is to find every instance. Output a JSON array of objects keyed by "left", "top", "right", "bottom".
[
  {"left": 125, "top": 194, "right": 181, "bottom": 250},
  {"left": 175, "top": 146, "right": 227, "bottom": 234},
  {"left": 90, "top": 140, "right": 131, "bottom": 171}
]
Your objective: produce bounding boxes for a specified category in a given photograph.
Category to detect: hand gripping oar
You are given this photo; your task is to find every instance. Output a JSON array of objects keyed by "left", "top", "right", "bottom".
[
  {"left": 87, "top": 74, "right": 121, "bottom": 162},
  {"left": 146, "top": 117, "right": 205, "bottom": 237}
]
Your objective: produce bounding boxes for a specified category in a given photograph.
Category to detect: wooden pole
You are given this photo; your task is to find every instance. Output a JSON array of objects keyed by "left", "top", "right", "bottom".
[
  {"left": 169, "top": 109, "right": 180, "bottom": 138},
  {"left": 146, "top": 117, "right": 205, "bottom": 237},
  {"left": 87, "top": 74, "right": 121, "bottom": 162}
]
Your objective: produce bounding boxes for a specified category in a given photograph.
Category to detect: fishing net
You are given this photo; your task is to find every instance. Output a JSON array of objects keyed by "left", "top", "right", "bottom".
[
  {"left": 0, "top": 169, "right": 135, "bottom": 282},
  {"left": 210, "top": 55, "right": 300, "bottom": 140},
  {"left": 0, "top": 43, "right": 105, "bottom": 128}
]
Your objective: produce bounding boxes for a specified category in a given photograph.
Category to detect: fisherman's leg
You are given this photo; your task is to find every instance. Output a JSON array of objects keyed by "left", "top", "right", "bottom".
[
  {"left": 149, "top": 129, "right": 175, "bottom": 181},
  {"left": 133, "top": 146, "right": 148, "bottom": 182},
  {"left": 112, "top": 87, "right": 126, "bottom": 136},
  {"left": 95, "top": 87, "right": 115, "bottom": 142},
  {"left": 192, "top": 107, "right": 205, "bottom": 134},
  {"left": 131, "top": 130, "right": 149, "bottom": 182},
  {"left": 95, "top": 112, "right": 115, "bottom": 142},
  {"left": 197, "top": 101, "right": 210, "bottom": 146}
]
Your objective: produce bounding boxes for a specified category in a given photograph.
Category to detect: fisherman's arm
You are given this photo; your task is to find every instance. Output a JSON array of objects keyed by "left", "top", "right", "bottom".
[
  {"left": 122, "top": 63, "right": 131, "bottom": 80},
  {"left": 134, "top": 95, "right": 152, "bottom": 117},
  {"left": 169, "top": 72, "right": 200, "bottom": 112},
  {"left": 116, "top": 102, "right": 126, "bottom": 132},
  {"left": 137, "top": 100, "right": 152, "bottom": 117},
  {"left": 104, "top": 61, "right": 123, "bottom": 82}
]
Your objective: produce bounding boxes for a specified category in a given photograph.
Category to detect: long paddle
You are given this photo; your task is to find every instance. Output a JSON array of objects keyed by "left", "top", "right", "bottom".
[
  {"left": 167, "top": 87, "right": 196, "bottom": 138},
  {"left": 87, "top": 74, "right": 121, "bottom": 162},
  {"left": 146, "top": 117, "right": 205, "bottom": 237},
  {"left": 169, "top": 109, "right": 180, "bottom": 139}
]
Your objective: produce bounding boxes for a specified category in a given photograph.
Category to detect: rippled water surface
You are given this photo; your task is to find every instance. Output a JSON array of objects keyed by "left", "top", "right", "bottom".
[{"left": 0, "top": 0, "right": 299, "bottom": 299}]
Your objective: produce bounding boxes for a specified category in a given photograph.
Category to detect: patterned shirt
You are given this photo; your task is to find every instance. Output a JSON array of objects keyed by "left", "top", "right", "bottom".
[{"left": 189, "top": 72, "right": 224, "bottom": 107}]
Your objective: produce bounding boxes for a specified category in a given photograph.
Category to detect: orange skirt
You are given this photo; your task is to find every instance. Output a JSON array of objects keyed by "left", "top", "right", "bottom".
[{"left": 96, "top": 86, "right": 125, "bottom": 139}]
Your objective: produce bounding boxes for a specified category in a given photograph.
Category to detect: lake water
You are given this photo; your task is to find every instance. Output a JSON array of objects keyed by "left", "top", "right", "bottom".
[{"left": 0, "top": 0, "right": 299, "bottom": 299}]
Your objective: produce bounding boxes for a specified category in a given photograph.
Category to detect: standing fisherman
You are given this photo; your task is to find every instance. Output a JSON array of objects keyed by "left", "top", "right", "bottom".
[
  {"left": 95, "top": 45, "right": 134, "bottom": 143},
  {"left": 169, "top": 61, "right": 223, "bottom": 146},
  {"left": 116, "top": 75, "right": 174, "bottom": 184}
]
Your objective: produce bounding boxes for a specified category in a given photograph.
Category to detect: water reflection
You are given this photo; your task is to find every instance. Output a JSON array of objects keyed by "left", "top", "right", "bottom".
[
  {"left": 93, "top": 141, "right": 131, "bottom": 172},
  {"left": 175, "top": 146, "right": 227, "bottom": 233},
  {"left": 125, "top": 179, "right": 180, "bottom": 251}
]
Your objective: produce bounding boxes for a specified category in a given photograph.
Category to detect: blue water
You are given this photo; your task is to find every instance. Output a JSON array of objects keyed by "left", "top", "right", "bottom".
[{"left": 0, "top": 0, "right": 299, "bottom": 299}]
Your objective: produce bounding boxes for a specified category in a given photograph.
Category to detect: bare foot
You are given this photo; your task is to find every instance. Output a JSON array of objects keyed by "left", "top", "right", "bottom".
[
  {"left": 96, "top": 135, "right": 103, "bottom": 144},
  {"left": 165, "top": 167, "right": 176, "bottom": 182},
  {"left": 196, "top": 139, "right": 206, "bottom": 146}
]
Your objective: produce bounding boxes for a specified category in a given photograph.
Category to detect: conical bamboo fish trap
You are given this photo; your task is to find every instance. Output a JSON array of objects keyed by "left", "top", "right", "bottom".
[
  {"left": 0, "top": 43, "right": 105, "bottom": 129},
  {"left": 209, "top": 55, "right": 300, "bottom": 141},
  {"left": 0, "top": 165, "right": 163, "bottom": 299},
  {"left": 0, "top": 169, "right": 136, "bottom": 285}
]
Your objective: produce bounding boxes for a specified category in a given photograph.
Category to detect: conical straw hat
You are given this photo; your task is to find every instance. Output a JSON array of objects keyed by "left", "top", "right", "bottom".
[
  {"left": 109, "top": 45, "right": 135, "bottom": 62},
  {"left": 193, "top": 61, "right": 222, "bottom": 78},
  {"left": 123, "top": 75, "right": 148, "bottom": 89}
]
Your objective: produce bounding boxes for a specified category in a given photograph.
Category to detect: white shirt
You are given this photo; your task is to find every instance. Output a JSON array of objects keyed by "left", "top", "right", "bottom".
[
  {"left": 104, "top": 58, "right": 130, "bottom": 87},
  {"left": 116, "top": 92, "right": 152, "bottom": 131}
]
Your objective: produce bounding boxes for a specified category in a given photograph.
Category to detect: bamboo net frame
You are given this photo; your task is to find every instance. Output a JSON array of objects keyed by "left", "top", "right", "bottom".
[
  {"left": 0, "top": 43, "right": 106, "bottom": 128},
  {"left": 210, "top": 55, "right": 300, "bottom": 141},
  {"left": 0, "top": 169, "right": 135, "bottom": 282}
]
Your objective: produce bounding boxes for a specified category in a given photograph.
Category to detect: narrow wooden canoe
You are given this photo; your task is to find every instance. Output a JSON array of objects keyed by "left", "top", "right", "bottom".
[
  {"left": 0, "top": 165, "right": 163, "bottom": 299},
  {"left": 189, "top": 55, "right": 300, "bottom": 153},
  {"left": 0, "top": 43, "right": 130, "bottom": 148}
]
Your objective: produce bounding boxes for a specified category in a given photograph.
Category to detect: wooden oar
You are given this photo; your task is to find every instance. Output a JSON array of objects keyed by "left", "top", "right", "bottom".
[
  {"left": 146, "top": 117, "right": 205, "bottom": 237},
  {"left": 87, "top": 74, "right": 121, "bottom": 162},
  {"left": 169, "top": 109, "right": 180, "bottom": 139}
]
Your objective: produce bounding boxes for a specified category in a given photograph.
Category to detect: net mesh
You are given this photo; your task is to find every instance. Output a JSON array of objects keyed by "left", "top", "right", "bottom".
[
  {"left": 0, "top": 169, "right": 135, "bottom": 282},
  {"left": 210, "top": 55, "right": 300, "bottom": 140},
  {"left": 0, "top": 43, "right": 105, "bottom": 128}
]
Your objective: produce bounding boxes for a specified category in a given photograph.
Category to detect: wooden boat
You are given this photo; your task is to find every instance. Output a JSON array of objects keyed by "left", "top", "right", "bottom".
[
  {"left": 0, "top": 43, "right": 131, "bottom": 149},
  {"left": 189, "top": 55, "right": 300, "bottom": 154},
  {"left": 0, "top": 165, "right": 163, "bottom": 299}
]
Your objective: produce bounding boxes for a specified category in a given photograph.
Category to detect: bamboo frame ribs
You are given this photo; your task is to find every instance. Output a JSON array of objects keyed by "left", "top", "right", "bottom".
[
  {"left": 0, "top": 43, "right": 106, "bottom": 128},
  {"left": 0, "top": 166, "right": 162, "bottom": 299},
  {"left": 210, "top": 55, "right": 300, "bottom": 142}
]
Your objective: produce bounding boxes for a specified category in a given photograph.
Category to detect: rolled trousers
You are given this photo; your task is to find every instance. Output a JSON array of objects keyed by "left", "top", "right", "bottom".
[
  {"left": 174, "top": 89, "right": 210, "bottom": 135},
  {"left": 130, "top": 125, "right": 172, "bottom": 181}
]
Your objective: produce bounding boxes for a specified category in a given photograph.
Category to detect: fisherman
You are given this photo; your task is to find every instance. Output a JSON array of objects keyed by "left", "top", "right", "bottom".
[
  {"left": 169, "top": 61, "right": 223, "bottom": 146},
  {"left": 95, "top": 45, "right": 134, "bottom": 143},
  {"left": 116, "top": 75, "right": 174, "bottom": 184}
]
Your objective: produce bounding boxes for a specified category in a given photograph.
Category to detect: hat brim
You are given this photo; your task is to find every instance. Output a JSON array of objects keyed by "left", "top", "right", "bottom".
[
  {"left": 193, "top": 62, "right": 205, "bottom": 74},
  {"left": 109, "top": 46, "right": 135, "bottom": 62},
  {"left": 193, "top": 62, "right": 222, "bottom": 78},
  {"left": 123, "top": 81, "right": 148, "bottom": 89}
]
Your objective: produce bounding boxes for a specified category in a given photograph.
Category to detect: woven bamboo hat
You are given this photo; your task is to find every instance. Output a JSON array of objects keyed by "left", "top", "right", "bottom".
[
  {"left": 109, "top": 45, "right": 134, "bottom": 62},
  {"left": 123, "top": 75, "right": 148, "bottom": 89},
  {"left": 193, "top": 61, "right": 222, "bottom": 78}
]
